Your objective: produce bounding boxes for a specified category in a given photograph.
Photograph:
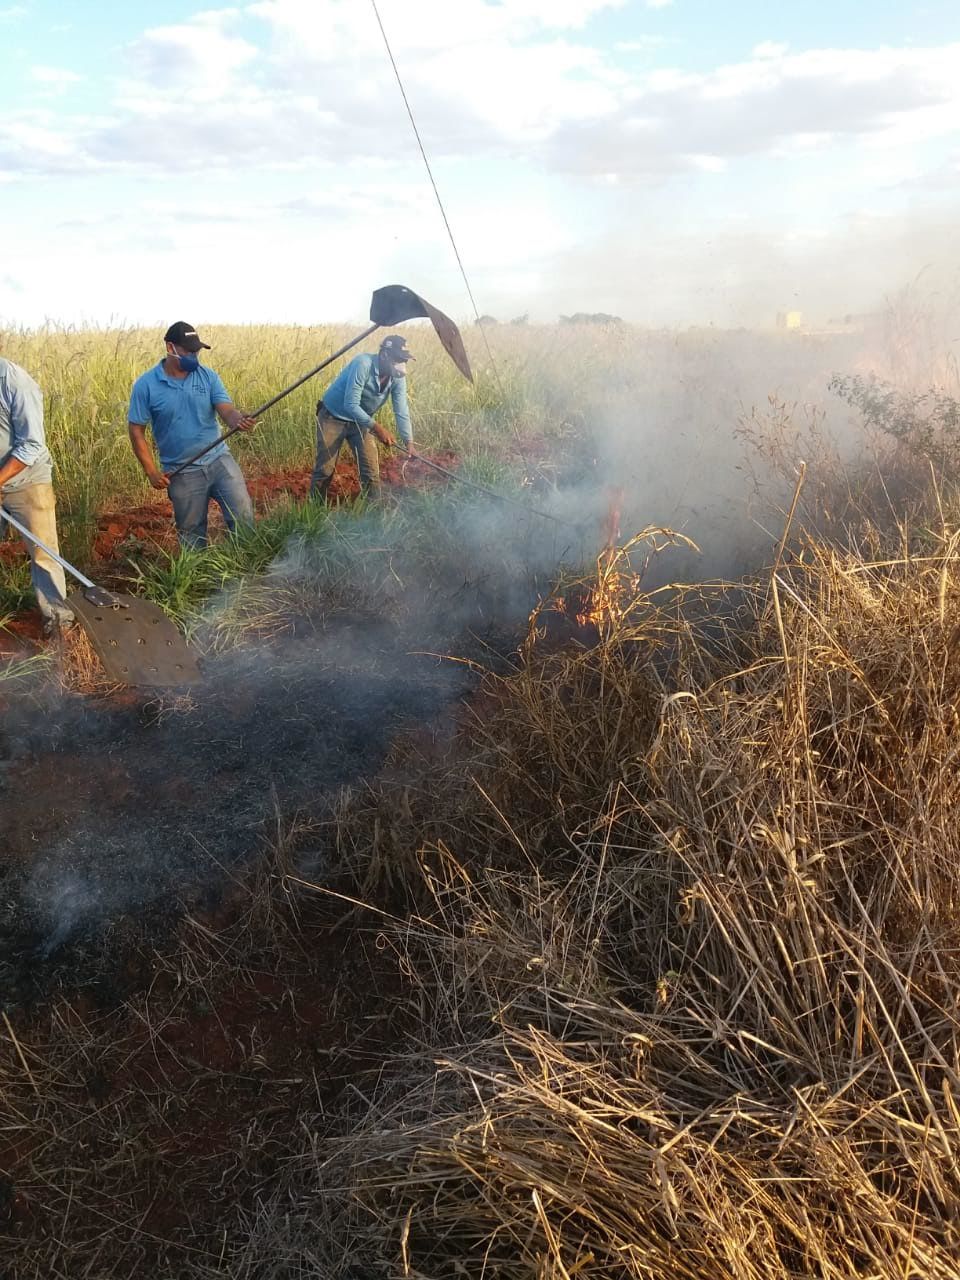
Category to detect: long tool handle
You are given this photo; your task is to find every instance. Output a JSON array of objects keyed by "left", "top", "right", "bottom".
[
  {"left": 393, "top": 444, "right": 576, "bottom": 529},
  {"left": 0, "top": 504, "right": 97, "bottom": 590},
  {"left": 167, "top": 323, "right": 381, "bottom": 478}
]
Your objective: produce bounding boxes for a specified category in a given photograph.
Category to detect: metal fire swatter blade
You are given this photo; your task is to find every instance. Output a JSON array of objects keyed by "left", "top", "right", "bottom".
[
  {"left": 68, "top": 591, "right": 202, "bottom": 686},
  {"left": 419, "top": 297, "right": 473, "bottom": 383},
  {"left": 369, "top": 285, "right": 427, "bottom": 326},
  {"left": 369, "top": 285, "right": 474, "bottom": 383}
]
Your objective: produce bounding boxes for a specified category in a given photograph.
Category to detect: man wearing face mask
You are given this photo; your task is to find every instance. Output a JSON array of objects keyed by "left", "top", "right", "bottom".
[
  {"left": 309, "top": 334, "right": 415, "bottom": 502},
  {"left": 127, "top": 321, "right": 257, "bottom": 548}
]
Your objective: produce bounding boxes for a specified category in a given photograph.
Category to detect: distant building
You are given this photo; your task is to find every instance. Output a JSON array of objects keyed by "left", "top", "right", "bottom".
[{"left": 775, "top": 310, "right": 803, "bottom": 331}]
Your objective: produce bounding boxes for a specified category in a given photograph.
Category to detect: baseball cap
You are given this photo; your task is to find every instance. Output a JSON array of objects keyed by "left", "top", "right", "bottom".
[
  {"left": 163, "top": 321, "right": 211, "bottom": 352},
  {"left": 380, "top": 334, "right": 414, "bottom": 362}
]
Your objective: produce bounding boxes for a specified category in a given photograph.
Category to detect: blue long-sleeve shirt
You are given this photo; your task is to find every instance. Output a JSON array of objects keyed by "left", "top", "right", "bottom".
[
  {"left": 321, "top": 353, "right": 412, "bottom": 446},
  {"left": 0, "top": 358, "right": 54, "bottom": 491}
]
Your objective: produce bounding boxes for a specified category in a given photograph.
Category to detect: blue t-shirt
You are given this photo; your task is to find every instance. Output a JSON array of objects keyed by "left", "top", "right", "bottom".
[{"left": 128, "top": 361, "right": 233, "bottom": 470}]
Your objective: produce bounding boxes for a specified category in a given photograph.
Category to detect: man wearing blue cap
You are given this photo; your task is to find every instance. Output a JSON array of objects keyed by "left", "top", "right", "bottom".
[
  {"left": 128, "top": 321, "right": 257, "bottom": 548},
  {"left": 310, "top": 334, "right": 415, "bottom": 502}
]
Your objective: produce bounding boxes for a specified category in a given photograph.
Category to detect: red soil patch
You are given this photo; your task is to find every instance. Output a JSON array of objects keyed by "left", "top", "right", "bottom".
[
  {"left": 91, "top": 450, "right": 461, "bottom": 561},
  {"left": 0, "top": 609, "right": 43, "bottom": 654},
  {"left": 381, "top": 448, "right": 460, "bottom": 489},
  {"left": 93, "top": 502, "right": 177, "bottom": 561},
  {"left": 247, "top": 464, "right": 352, "bottom": 503},
  {"left": 247, "top": 449, "right": 460, "bottom": 506}
]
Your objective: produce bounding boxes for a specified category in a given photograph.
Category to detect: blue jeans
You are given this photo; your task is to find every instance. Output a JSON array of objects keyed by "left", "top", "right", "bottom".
[{"left": 167, "top": 452, "right": 254, "bottom": 549}]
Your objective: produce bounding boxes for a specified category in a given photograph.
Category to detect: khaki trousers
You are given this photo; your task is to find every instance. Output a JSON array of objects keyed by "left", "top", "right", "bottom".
[
  {"left": 2, "top": 482, "right": 73, "bottom": 624},
  {"left": 309, "top": 407, "right": 381, "bottom": 501}
]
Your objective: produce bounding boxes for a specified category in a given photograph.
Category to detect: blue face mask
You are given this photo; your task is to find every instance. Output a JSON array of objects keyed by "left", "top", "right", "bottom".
[{"left": 170, "top": 348, "right": 199, "bottom": 373}]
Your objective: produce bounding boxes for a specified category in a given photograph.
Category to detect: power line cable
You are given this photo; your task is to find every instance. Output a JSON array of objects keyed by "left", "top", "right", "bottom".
[{"left": 370, "top": 0, "right": 508, "bottom": 403}]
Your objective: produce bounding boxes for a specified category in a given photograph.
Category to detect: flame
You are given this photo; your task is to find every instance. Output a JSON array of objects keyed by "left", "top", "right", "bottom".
[
  {"left": 573, "top": 485, "right": 629, "bottom": 628},
  {"left": 530, "top": 486, "right": 657, "bottom": 643}
]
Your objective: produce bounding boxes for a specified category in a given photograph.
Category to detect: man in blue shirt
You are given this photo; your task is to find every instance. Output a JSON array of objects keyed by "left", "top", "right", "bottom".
[
  {"left": 0, "top": 354, "right": 74, "bottom": 636},
  {"left": 128, "top": 321, "right": 257, "bottom": 548},
  {"left": 310, "top": 334, "right": 415, "bottom": 502}
]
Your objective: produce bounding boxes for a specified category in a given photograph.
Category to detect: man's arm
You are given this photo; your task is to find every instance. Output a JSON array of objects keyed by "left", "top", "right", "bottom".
[
  {"left": 1, "top": 368, "right": 46, "bottom": 479},
  {"left": 126, "top": 379, "right": 168, "bottom": 488},
  {"left": 342, "top": 360, "right": 376, "bottom": 429},
  {"left": 215, "top": 403, "right": 258, "bottom": 432},
  {"left": 343, "top": 359, "right": 397, "bottom": 446},
  {"left": 0, "top": 456, "right": 27, "bottom": 492},
  {"left": 390, "top": 377, "right": 413, "bottom": 449},
  {"left": 128, "top": 423, "right": 169, "bottom": 490},
  {"left": 210, "top": 370, "right": 256, "bottom": 432}
]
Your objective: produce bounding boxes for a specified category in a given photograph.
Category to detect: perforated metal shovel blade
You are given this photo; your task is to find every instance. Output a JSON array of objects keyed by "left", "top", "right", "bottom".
[{"left": 68, "top": 591, "right": 202, "bottom": 686}]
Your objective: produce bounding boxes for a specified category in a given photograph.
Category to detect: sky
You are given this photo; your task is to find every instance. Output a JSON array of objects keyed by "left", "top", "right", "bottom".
[{"left": 2, "top": 0, "right": 960, "bottom": 330}]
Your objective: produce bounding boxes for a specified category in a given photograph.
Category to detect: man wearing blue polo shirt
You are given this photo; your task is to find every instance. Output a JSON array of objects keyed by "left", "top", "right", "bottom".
[
  {"left": 310, "top": 334, "right": 415, "bottom": 502},
  {"left": 128, "top": 321, "right": 257, "bottom": 548}
]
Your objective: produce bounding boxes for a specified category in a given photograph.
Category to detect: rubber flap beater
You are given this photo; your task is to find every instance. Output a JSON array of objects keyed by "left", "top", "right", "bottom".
[{"left": 68, "top": 591, "right": 202, "bottom": 686}]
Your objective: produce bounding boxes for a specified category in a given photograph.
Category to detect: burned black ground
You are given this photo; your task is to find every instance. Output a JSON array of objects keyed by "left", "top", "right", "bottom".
[{"left": 0, "top": 610, "right": 486, "bottom": 1007}]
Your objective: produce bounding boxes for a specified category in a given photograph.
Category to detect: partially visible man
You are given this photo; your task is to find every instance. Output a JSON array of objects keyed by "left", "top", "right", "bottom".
[
  {"left": 0, "top": 352, "right": 74, "bottom": 636},
  {"left": 128, "top": 321, "right": 257, "bottom": 549},
  {"left": 310, "top": 334, "right": 415, "bottom": 502}
]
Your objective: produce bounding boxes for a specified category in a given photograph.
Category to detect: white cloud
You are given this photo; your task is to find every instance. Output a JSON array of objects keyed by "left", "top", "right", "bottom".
[
  {"left": 29, "top": 65, "right": 82, "bottom": 93},
  {"left": 0, "top": 3, "right": 626, "bottom": 178},
  {"left": 125, "top": 11, "right": 258, "bottom": 100},
  {"left": 251, "top": 0, "right": 626, "bottom": 46},
  {"left": 615, "top": 37, "right": 669, "bottom": 52},
  {"left": 0, "top": 111, "right": 89, "bottom": 175},
  {"left": 644, "top": 0, "right": 674, "bottom": 8},
  {"left": 4, "top": 5, "right": 957, "bottom": 192},
  {"left": 548, "top": 43, "right": 960, "bottom": 178}
]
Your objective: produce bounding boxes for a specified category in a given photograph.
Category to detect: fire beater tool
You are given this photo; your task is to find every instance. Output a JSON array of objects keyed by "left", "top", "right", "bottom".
[
  {"left": 168, "top": 285, "right": 473, "bottom": 478},
  {"left": 392, "top": 442, "right": 583, "bottom": 531},
  {"left": 0, "top": 505, "right": 201, "bottom": 687}
]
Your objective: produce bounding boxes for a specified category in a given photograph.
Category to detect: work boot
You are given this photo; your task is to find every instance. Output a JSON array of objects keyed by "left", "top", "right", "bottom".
[{"left": 42, "top": 615, "right": 75, "bottom": 642}]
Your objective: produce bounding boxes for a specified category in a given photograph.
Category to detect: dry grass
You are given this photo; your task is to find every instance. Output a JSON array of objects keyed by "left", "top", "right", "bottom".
[
  {"left": 295, "top": 515, "right": 960, "bottom": 1280},
  {"left": 0, "top": 832, "right": 398, "bottom": 1277},
  {"left": 5, "top": 501, "right": 960, "bottom": 1276}
]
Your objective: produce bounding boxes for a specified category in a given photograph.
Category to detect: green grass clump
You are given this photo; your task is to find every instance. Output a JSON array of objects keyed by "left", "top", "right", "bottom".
[
  {"left": 0, "top": 560, "right": 33, "bottom": 616},
  {"left": 130, "top": 497, "right": 335, "bottom": 628}
]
